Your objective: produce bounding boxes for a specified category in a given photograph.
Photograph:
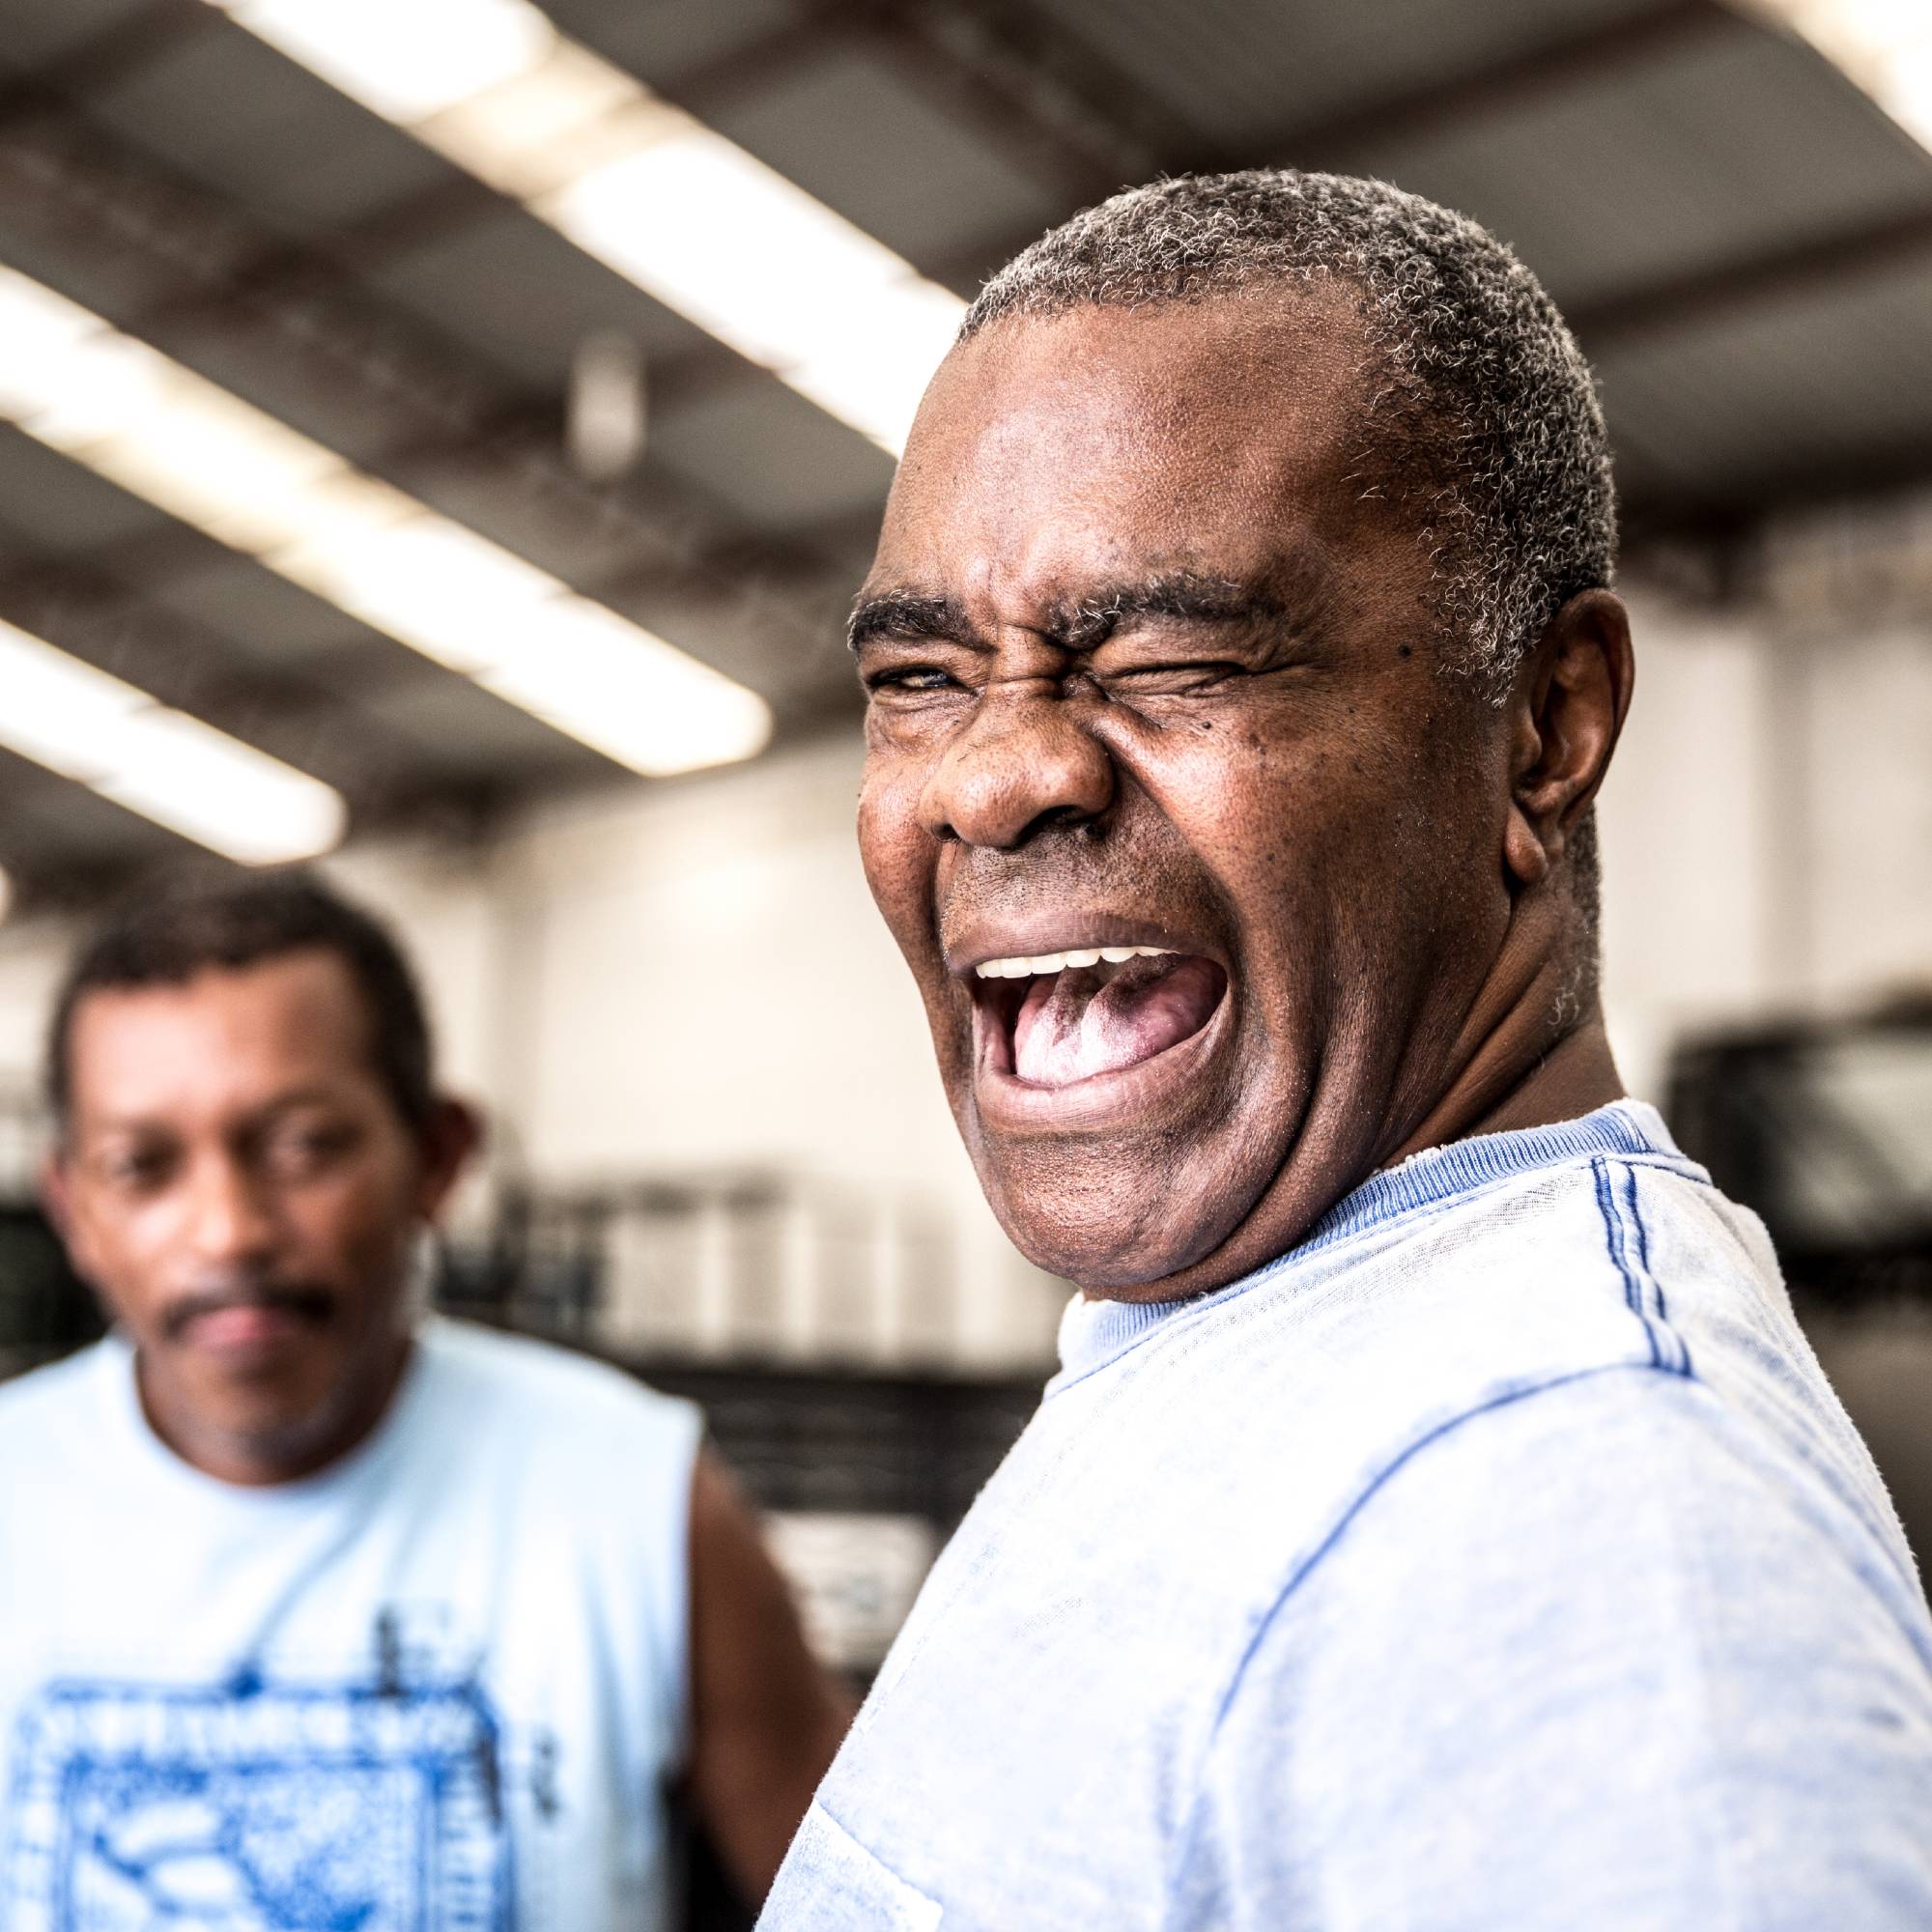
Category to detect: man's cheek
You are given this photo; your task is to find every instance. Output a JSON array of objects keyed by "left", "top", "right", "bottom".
[{"left": 858, "top": 795, "right": 937, "bottom": 960}]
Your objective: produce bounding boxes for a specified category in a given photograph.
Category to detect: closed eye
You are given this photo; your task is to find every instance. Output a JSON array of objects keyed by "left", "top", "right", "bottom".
[
  {"left": 1102, "top": 660, "right": 1246, "bottom": 694},
  {"left": 865, "top": 664, "right": 963, "bottom": 694}
]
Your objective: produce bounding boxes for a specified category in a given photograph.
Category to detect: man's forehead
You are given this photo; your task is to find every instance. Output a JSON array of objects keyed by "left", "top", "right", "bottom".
[
  {"left": 909, "top": 285, "right": 1372, "bottom": 453},
  {"left": 66, "top": 952, "right": 373, "bottom": 1118},
  {"left": 876, "top": 291, "right": 1378, "bottom": 608}
]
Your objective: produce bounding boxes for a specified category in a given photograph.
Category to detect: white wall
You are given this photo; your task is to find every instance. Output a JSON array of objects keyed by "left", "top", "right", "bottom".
[{"left": 1598, "top": 575, "right": 1932, "bottom": 1101}]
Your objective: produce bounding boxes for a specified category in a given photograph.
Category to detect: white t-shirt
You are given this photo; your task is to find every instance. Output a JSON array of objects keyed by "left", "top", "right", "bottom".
[
  {"left": 762, "top": 1103, "right": 1932, "bottom": 1930},
  {"left": 0, "top": 1315, "right": 702, "bottom": 1932}
]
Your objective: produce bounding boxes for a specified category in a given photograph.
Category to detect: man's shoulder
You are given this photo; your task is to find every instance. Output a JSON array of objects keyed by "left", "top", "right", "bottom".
[
  {"left": 1065, "top": 1134, "right": 1860, "bottom": 1602},
  {"left": 1284, "top": 1326, "right": 1928, "bottom": 1667},
  {"left": 417, "top": 1318, "right": 701, "bottom": 1456},
  {"left": 1286, "top": 1144, "right": 1877, "bottom": 1538},
  {"left": 1325, "top": 1357, "right": 1760, "bottom": 1549},
  {"left": 1122, "top": 1145, "right": 1726, "bottom": 1469},
  {"left": 1186, "top": 1346, "right": 1932, "bottom": 1930},
  {"left": 1232, "top": 1358, "right": 1932, "bottom": 1756},
  {"left": 1264, "top": 1134, "right": 1783, "bottom": 1413}
]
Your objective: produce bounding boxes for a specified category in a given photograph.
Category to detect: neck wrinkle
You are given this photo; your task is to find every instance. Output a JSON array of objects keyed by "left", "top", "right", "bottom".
[{"left": 1382, "top": 914, "right": 1620, "bottom": 1170}]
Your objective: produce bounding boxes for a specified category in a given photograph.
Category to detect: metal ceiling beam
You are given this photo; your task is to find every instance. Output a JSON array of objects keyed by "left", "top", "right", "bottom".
[
  {"left": 1573, "top": 202, "right": 1932, "bottom": 351},
  {"left": 0, "top": 43, "right": 871, "bottom": 590},
  {"left": 922, "top": 0, "right": 1744, "bottom": 284},
  {"left": 0, "top": 495, "right": 220, "bottom": 597},
  {"left": 7, "top": 7, "right": 863, "bottom": 355},
  {"left": 828, "top": 0, "right": 1173, "bottom": 205},
  {"left": 1231, "top": 0, "right": 1734, "bottom": 171},
  {"left": 0, "top": 544, "right": 636, "bottom": 900},
  {"left": 1622, "top": 432, "right": 1932, "bottom": 545},
  {"left": 0, "top": 0, "right": 220, "bottom": 128},
  {"left": 658, "top": 8, "right": 867, "bottom": 117}
]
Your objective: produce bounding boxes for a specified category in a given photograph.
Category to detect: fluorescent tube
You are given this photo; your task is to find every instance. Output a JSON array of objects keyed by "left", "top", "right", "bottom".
[
  {"left": 0, "top": 266, "right": 772, "bottom": 780},
  {"left": 0, "top": 618, "right": 347, "bottom": 864}
]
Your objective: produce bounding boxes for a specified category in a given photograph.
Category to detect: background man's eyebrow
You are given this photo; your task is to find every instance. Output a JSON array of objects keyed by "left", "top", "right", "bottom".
[
  {"left": 847, "top": 592, "right": 974, "bottom": 653},
  {"left": 84, "top": 1083, "right": 347, "bottom": 1130}
]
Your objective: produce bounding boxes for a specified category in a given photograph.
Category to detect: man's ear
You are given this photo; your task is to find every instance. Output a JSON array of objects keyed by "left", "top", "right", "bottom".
[
  {"left": 412, "top": 1096, "right": 485, "bottom": 1224},
  {"left": 38, "top": 1147, "right": 95, "bottom": 1281},
  {"left": 1502, "top": 588, "right": 1634, "bottom": 892}
]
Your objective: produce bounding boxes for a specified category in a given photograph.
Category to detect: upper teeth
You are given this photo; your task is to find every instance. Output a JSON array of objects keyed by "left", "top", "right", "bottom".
[{"left": 974, "top": 945, "right": 1175, "bottom": 980}]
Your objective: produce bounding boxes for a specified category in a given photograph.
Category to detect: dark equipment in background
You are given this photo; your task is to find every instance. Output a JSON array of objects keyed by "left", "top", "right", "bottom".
[
  {"left": 1667, "top": 997, "right": 1932, "bottom": 1570},
  {"left": 1667, "top": 996, "right": 1932, "bottom": 1307},
  {"left": 0, "top": 1202, "right": 100, "bottom": 1373}
]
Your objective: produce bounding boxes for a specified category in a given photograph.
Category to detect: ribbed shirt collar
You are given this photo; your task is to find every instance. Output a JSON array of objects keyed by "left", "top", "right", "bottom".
[{"left": 1052, "top": 1100, "right": 1686, "bottom": 1391}]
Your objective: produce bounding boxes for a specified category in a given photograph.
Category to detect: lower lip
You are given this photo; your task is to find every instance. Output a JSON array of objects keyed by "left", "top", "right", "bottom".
[
  {"left": 971, "top": 980, "right": 1236, "bottom": 1134},
  {"left": 180, "top": 1305, "right": 314, "bottom": 1358}
]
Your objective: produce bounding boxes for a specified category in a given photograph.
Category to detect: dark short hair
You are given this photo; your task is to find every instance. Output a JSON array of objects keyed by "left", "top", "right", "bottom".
[{"left": 47, "top": 869, "right": 436, "bottom": 1133}]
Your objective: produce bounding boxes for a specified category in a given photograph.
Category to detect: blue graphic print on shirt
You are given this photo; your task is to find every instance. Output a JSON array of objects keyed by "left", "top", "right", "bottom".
[{"left": 5, "top": 1666, "right": 510, "bottom": 1932}]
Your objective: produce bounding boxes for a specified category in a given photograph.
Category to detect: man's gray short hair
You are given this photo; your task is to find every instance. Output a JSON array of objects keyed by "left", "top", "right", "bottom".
[{"left": 962, "top": 170, "right": 1617, "bottom": 689}]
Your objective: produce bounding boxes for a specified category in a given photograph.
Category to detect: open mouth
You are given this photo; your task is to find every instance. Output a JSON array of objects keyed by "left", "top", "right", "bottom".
[{"left": 972, "top": 945, "right": 1230, "bottom": 1090}]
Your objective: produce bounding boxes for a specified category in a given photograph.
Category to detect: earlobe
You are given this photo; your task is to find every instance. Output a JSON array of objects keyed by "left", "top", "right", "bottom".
[
  {"left": 38, "top": 1151, "right": 95, "bottom": 1284},
  {"left": 1502, "top": 805, "right": 1549, "bottom": 890}
]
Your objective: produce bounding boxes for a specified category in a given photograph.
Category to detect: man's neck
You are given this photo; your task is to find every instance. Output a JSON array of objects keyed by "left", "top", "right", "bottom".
[{"left": 1385, "top": 1013, "right": 1625, "bottom": 1171}]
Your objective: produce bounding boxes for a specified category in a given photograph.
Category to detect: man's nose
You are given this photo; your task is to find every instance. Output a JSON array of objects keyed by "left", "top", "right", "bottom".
[
  {"left": 917, "top": 686, "right": 1115, "bottom": 849},
  {"left": 185, "top": 1154, "right": 279, "bottom": 1266}
]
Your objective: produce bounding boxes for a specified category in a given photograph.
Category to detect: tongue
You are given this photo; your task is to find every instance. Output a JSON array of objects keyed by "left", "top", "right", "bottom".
[{"left": 1011, "top": 955, "right": 1224, "bottom": 1088}]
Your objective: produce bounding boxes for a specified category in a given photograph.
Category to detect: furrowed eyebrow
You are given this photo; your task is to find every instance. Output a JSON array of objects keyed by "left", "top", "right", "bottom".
[
  {"left": 1063, "top": 574, "right": 1289, "bottom": 650},
  {"left": 846, "top": 570, "right": 1306, "bottom": 656},
  {"left": 847, "top": 591, "right": 975, "bottom": 654}
]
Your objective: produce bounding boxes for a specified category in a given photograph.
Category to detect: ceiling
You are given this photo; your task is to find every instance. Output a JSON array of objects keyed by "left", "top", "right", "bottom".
[{"left": 0, "top": 0, "right": 1927, "bottom": 897}]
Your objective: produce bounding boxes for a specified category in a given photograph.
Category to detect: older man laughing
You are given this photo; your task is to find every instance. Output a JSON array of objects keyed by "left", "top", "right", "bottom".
[{"left": 759, "top": 170, "right": 1932, "bottom": 1931}]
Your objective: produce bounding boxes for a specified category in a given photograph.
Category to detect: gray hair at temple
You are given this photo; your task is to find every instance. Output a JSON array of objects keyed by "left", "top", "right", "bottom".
[{"left": 962, "top": 169, "right": 1618, "bottom": 694}]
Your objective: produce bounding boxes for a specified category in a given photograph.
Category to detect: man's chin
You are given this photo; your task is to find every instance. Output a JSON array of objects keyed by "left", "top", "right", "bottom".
[
  {"left": 976, "top": 1152, "right": 1256, "bottom": 1299},
  {"left": 147, "top": 1344, "right": 373, "bottom": 1483},
  {"left": 189, "top": 1377, "right": 345, "bottom": 1457},
  {"left": 955, "top": 1046, "right": 1303, "bottom": 1298}
]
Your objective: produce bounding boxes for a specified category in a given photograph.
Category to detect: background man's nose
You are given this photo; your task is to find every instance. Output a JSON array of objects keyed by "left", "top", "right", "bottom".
[
  {"left": 186, "top": 1155, "right": 279, "bottom": 1266},
  {"left": 917, "top": 695, "right": 1115, "bottom": 849}
]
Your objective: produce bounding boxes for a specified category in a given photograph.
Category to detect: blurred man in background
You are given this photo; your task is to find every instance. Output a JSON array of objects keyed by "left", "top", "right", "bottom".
[
  {"left": 760, "top": 170, "right": 1932, "bottom": 1927},
  {"left": 0, "top": 870, "right": 848, "bottom": 1929}
]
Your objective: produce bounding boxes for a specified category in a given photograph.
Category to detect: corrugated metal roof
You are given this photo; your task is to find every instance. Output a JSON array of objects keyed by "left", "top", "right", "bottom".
[
  {"left": 1344, "top": 22, "right": 1932, "bottom": 308},
  {"left": 706, "top": 46, "right": 1070, "bottom": 268},
  {"left": 1599, "top": 252, "right": 1932, "bottom": 502},
  {"left": 1028, "top": 0, "right": 1661, "bottom": 149}
]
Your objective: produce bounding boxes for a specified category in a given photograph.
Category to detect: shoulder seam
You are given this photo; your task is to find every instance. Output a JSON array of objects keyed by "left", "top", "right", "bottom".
[{"left": 1592, "top": 1155, "right": 1693, "bottom": 1378}]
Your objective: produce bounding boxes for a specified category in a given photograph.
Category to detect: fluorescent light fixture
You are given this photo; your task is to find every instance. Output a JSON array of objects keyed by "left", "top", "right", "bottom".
[
  {"left": 230, "top": 0, "right": 556, "bottom": 124},
  {"left": 0, "top": 266, "right": 772, "bottom": 779},
  {"left": 1748, "top": 1, "right": 1932, "bottom": 148},
  {"left": 0, "top": 618, "right": 347, "bottom": 864},
  {"left": 205, "top": 0, "right": 967, "bottom": 453}
]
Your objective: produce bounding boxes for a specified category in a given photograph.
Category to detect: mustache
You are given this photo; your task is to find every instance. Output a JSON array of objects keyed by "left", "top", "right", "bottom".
[{"left": 161, "top": 1280, "right": 335, "bottom": 1342}]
